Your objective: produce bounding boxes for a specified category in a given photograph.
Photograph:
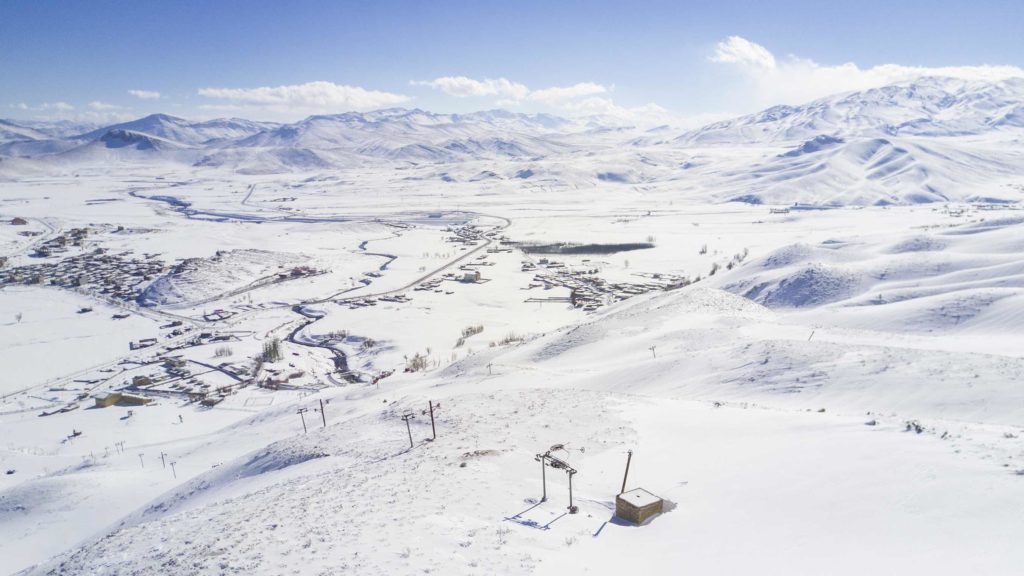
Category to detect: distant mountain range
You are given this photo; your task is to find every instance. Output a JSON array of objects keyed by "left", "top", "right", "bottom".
[
  {"left": 3, "top": 76, "right": 1024, "bottom": 206},
  {"left": 678, "top": 76, "right": 1024, "bottom": 144},
  {"left": 0, "top": 107, "right": 590, "bottom": 171}
]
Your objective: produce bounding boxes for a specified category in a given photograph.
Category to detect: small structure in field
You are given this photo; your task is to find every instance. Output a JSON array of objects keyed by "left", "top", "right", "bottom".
[
  {"left": 94, "top": 393, "right": 122, "bottom": 408},
  {"left": 93, "top": 392, "right": 154, "bottom": 408},
  {"left": 10, "top": 217, "right": 28, "bottom": 225},
  {"left": 615, "top": 488, "right": 663, "bottom": 525}
]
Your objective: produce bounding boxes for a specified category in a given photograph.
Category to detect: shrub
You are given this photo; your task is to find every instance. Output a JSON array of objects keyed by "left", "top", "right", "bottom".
[{"left": 405, "top": 352, "right": 429, "bottom": 372}]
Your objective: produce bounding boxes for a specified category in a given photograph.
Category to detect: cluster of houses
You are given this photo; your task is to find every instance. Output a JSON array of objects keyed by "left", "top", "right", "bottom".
[
  {"left": 30, "top": 227, "right": 91, "bottom": 257},
  {"left": 277, "top": 265, "right": 318, "bottom": 280},
  {"left": 337, "top": 292, "right": 413, "bottom": 310},
  {"left": 108, "top": 354, "right": 251, "bottom": 407},
  {"left": 444, "top": 223, "right": 486, "bottom": 247},
  {"left": 527, "top": 261, "right": 689, "bottom": 311},
  {"left": 256, "top": 366, "right": 307, "bottom": 389},
  {"left": 0, "top": 232, "right": 168, "bottom": 302},
  {"left": 414, "top": 278, "right": 444, "bottom": 292}
]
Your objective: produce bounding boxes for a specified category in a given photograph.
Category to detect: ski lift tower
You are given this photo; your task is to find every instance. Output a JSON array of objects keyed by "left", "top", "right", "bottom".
[{"left": 535, "top": 444, "right": 579, "bottom": 514}]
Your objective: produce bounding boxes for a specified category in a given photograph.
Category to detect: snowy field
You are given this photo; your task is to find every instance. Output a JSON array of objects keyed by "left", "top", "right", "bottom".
[{"left": 3, "top": 77, "right": 1024, "bottom": 575}]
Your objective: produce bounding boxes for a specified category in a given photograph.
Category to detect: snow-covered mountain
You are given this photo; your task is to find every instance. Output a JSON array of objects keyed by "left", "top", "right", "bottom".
[
  {"left": 229, "top": 108, "right": 575, "bottom": 161},
  {"left": 75, "top": 114, "right": 278, "bottom": 146},
  {"left": 665, "top": 77, "right": 1024, "bottom": 205},
  {"left": 679, "top": 76, "right": 1024, "bottom": 144},
  {"left": 3, "top": 77, "right": 1024, "bottom": 205},
  {"left": 0, "top": 119, "right": 50, "bottom": 142}
]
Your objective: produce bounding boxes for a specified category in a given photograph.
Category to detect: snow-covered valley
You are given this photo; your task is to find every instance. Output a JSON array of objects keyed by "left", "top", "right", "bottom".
[{"left": 2, "top": 76, "right": 1024, "bottom": 575}]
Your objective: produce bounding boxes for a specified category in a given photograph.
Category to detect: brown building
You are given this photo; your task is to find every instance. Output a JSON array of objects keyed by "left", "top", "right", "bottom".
[
  {"left": 94, "top": 392, "right": 154, "bottom": 407},
  {"left": 615, "top": 488, "right": 664, "bottom": 525}
]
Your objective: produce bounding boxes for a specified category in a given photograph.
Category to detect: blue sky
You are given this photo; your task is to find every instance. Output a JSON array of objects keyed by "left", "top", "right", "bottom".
[{"left": 3, "top": 0, "right": 1024, "bottom": 124}]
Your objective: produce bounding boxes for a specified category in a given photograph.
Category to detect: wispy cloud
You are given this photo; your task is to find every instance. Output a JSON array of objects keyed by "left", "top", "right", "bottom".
[
  {"left": 528, "top": 82, "right": 608, "bottom": 104},
  {"left": 128, "top": 89, "right": 161, "bottom": 100},
  {"left": 413, "top": 75, "right": 673, "bottom": 125},
  {"left": 87, "top": 101, "right": 120, "bottom": 111},
  {"left": 710, "top": 35, "right": 1024, "bottom": 107},
  {"left": 10, "top": 101, "right": 75, "bottom": 114},
  {"left": 197, "top": 81, "right": 410, "bottom": 119},
  {"left": 413, "top": 76, "right": 608, "bottom": 105},
  {"left": 14, "top": 101, "right": 76, "bottom": 112},
  {"left": 9, "top": 101, "right": 135, "bottom": 123},
  {"left": 411, "top": 76, "right": 529, "bottom": 100}
]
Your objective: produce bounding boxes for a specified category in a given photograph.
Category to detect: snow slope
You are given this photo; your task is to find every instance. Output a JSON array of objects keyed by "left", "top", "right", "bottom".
[{"left": 19, "top": 284, "right": 1024, "bottom": 575}]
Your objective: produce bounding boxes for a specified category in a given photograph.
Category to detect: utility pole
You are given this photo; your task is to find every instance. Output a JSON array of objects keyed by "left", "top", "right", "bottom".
[
  {"left": 297, "top": 407, "right": 309, "bottom": 433},
  {"left": 160, "top": 451, "right": 167, "bottom": 469},
  {"left": 568, "top": 469, "right": 577, "bottom": 514},
  {"left": 138, "top": 453, "right": 145, "bottom": 469},
  {"left": 401, "top": 413, "right": 416, "bottom": 449},
  {"left": 428, "top": 401, "right": 437, "bottom": 440},
  {"left": 535, "top": 454, "right": 547, "bottom": 502},
  {"left": 170, "top": 461, "right": 177, "bottom": 479},
  {"left": 620, "top": 449, "right": 633, "bottom": 495},
  {"left": 318, "top": 398, "right": 326, "bottom": 428},
  {"left": 649, "top": 345, "right": 657, "bottom": 359}
]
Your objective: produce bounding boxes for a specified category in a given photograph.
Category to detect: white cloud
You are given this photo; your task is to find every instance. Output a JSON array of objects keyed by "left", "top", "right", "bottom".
[
  {"left": 128, "top": 89, "right": 161, "bottom": 100},
  {"left": 528, "top": 82, "right": 608, "bottom": 104},
  {"left": 197, "top": 81, "right": 411, "bottom": 119},
  {"left": 7, "top": 100, "right": 136, "bottom": 123},
  {"left": 414, "top": 75, "right": 675, "bottom": 126},
  {"left": 413, "top": 76, "right": 609, "bottom": 105},
  {"left": 10, "top": 101, "right": 74, "bottom": 113},
  {"left": 710, "top": 36, "right": 776, "bottom": 69},
  {"left": 197, "top": 80, "right": 409, "bottom": 119},
  {"left": 556, "top": 96, "right": 672, "bottom": 125},
  {"left": 709, "top": 35, "right": 1024, "bottom": 108},
  {"left": 411, "top": 76, "right": 529, "bottom": 100},
  {"left": 88, "top": 101, "right": 120, "bottom": 111}
]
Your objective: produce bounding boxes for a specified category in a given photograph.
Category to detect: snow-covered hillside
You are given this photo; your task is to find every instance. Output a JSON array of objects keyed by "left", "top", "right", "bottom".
[{"left": 17, "top": 283, "right": 1024, "bottom": 575}]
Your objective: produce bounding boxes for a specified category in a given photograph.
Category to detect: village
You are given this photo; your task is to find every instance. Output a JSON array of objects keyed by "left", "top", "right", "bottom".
[{"left": 0, "top": 226, "right": 169, "bottom": 303}]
